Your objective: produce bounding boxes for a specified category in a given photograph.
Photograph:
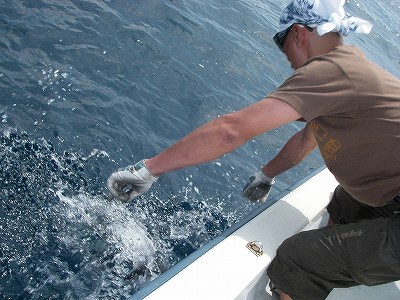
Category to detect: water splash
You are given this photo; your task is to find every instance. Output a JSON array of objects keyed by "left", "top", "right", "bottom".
[{"left": 0, "top": 130, "right": 235, "bottom": 299}]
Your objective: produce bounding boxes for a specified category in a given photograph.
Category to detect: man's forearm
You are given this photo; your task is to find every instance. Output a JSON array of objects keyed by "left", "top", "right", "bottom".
[
  {"left": 262, "top": 125, "right": 317, "bottom": 177},
  {"left": 146, "top": 114, "right": 248, "bottom": 176}
]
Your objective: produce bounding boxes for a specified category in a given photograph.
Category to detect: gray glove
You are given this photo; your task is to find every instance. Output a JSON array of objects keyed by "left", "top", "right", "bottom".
[
  {"left": 107, "top": 159, "right": 158, "bottom": 203},
  {"left": 242, "top": 169, "right": 275, "bottom": 203}
]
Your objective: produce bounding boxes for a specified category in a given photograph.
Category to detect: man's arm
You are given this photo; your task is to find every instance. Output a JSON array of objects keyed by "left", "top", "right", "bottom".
[
  {"left": 242, "top": 122, "right": 317, "bottom": 202},
  {"left": 261, "top": 122, "right": 317, "bottom": 177},
  {"left": 107, "top": 97, "right": 301, "bottom": 202},
  {"left": 146, "top": 97, "right": 301, "bottom": 176}
]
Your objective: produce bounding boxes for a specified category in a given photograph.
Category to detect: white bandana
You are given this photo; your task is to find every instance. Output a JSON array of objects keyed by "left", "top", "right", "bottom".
[{"left": 278, "top": 0, "right": 373, "bottom": 36}]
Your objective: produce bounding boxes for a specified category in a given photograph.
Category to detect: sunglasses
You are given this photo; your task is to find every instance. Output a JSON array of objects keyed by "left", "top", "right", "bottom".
[{"left": 273, "top": 24, "right": 313, "bottom": 52}]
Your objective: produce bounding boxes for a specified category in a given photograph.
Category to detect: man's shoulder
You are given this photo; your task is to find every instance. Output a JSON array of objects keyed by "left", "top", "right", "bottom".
[
  {"left": 297, "top": 45, "right": 368, "bottom": 81},
  {"left": 326, "top": 45, "right": 366, "bottom": 63},
  {"left": 306, "top": 45, "right": 365, "bottom": 67}
]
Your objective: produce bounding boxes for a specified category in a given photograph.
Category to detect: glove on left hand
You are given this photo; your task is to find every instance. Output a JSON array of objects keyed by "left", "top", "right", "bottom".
[{"left": 242, "top": 169, "right": 275, "bottom": 203}]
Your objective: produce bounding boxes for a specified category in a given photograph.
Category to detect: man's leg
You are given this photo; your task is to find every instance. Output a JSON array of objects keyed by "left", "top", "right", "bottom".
[
  {"left": 280, "top": 292, "right": 292, "bottom": 300},
  {"left": 327, "top": 185, "right": 399, "bottom": 224},
  {"left": 267, "top": 215, "right": 400, "bottom": 300}
]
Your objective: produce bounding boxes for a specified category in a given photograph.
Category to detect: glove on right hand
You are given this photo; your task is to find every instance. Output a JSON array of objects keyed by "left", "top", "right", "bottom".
[
  {"left": 242, "top": 169, "right": 275, "bottom": 203},
  {"left": 107, "top": 159, "right": 158, "bottom": 203}
]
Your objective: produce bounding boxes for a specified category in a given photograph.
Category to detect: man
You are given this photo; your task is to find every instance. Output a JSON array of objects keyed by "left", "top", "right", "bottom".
[{"left": 108, "top": 0, "right": 400, "bottom": 299}]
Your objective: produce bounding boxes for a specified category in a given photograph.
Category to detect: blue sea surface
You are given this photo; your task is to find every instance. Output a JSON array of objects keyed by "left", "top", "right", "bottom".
[{"left": 0, "top": 0, "right": 399, "bottom": 299}]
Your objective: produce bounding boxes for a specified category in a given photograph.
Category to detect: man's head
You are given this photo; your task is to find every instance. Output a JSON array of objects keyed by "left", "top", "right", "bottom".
[{"left": 274, "top": 0, "right": 372, "bottom": 69}]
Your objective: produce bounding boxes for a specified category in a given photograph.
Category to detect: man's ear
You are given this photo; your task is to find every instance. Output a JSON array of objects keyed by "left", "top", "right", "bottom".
[{"left": 292, "top": 24, "right": 308, "bottom": 47}]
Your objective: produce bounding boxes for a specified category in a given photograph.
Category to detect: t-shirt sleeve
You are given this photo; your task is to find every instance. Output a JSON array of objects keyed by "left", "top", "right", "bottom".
[{"left": 268, "top": 59, "right": 357, "bottom": 122}]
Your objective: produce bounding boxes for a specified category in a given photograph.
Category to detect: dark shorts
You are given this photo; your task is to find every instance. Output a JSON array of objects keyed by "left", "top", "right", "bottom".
[
  {"left": 267, "top": 185, "right": 400, "bottom": 300},
  {"left": 327, "top": 185, "right": 400, "bottom": 224}
]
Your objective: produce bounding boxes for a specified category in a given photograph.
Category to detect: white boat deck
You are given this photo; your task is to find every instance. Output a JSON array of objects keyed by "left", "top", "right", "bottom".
[{"left": 132, "top": 168, "right": 400, "bottom": 300}]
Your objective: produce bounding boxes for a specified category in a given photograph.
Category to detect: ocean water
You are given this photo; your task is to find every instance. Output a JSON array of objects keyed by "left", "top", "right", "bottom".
[{"left": 0, "top": 0, "right": 399, "bottom": 299}]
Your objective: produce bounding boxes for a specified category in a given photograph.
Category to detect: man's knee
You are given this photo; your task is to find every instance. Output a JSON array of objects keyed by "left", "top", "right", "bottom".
[{"left": 267, "top": 233, "right": 303, "bottom": 279}]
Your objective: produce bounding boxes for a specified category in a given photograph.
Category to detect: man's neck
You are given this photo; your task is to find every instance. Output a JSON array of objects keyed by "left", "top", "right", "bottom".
[{"left": 308, "top": 32, "right": 343, "bottom": 57}]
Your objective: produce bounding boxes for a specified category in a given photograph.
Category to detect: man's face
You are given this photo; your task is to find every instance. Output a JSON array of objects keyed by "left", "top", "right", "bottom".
[
  {"left": 281, "top": 24, "right": 315, "bottom": 70},
  {"left": 283, "top": 27, "right": 304, "bottom": 70}
]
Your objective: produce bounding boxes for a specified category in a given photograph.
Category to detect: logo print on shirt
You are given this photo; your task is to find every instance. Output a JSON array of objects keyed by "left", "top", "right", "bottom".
[{"left": 311, "top": 120, "right": 341, "bottom": 161}]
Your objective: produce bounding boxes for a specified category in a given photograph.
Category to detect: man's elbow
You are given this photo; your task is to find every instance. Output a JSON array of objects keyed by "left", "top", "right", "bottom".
[{"left": 215, "top": 114, "right": 247, "bottom": 148}]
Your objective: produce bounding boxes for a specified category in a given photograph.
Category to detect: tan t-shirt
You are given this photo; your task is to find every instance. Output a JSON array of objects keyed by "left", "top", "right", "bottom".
[{"left": 269, "top": 45, "right": 400, "bottom": 206}]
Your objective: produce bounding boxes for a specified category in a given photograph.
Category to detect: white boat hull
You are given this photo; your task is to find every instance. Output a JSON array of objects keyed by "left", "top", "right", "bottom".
[{"left": 131, "top": 168, "right": 400, "bottom": 300}]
